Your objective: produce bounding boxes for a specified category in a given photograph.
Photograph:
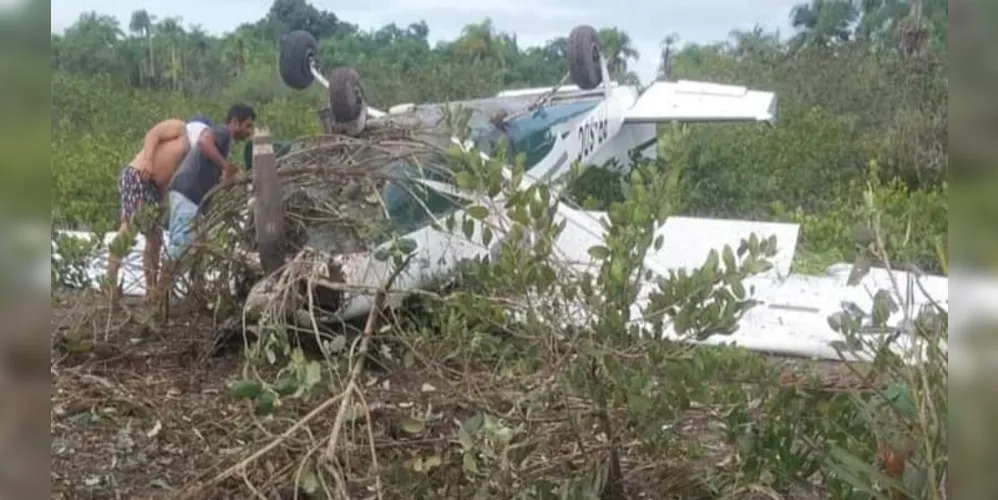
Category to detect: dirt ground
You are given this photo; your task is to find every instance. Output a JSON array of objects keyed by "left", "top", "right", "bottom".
[
  {"left": 51, "top": 290, "right": 490, "bottom": 499},
  {"left": 49, "top": 289, "right": 880, "bottom": 500}
]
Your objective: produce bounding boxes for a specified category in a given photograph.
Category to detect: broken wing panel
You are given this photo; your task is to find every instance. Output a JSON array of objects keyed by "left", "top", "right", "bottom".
[
  {"left": 624, "top": 80, "right": 777, "bottom": 125},
  {"left": 550, "top": 213, "right": 799, "bottom": 279},
  {"left": 646, "top": 216, "right": 799, "bottom": 278}
]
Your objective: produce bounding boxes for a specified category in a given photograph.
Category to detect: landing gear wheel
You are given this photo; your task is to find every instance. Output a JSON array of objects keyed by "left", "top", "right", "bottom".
[
  {"left": 325, "top": 67, "right": 367, "bottom": 135},
  {"left": 328, "top": 67, "right": 365, "bottom": 123},
  {"left": 279, "top": 30, "right": 318, "bottom": 90},
  {"left": 567, "top": 25, "right": 603, "bottom": 90}
]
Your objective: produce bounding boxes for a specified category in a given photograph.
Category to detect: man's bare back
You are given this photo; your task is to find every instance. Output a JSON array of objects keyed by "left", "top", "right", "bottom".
[{"left": 131, "top": 119, "right": 192, "bottom": 190}]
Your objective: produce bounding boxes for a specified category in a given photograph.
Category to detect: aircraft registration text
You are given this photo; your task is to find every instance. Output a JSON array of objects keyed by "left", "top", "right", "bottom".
[{"left": 577, "top": 106, "right": 609, "bottom": 162}]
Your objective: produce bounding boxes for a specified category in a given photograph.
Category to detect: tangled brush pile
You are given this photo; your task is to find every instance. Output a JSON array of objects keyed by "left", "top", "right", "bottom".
[{"left": 176, "top": 119, "right": 456, "bottom": 321}]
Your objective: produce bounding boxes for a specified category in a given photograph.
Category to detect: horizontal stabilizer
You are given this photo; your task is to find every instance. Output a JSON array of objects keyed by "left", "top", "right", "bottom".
[{"left": 625, "top": 80, "right": 777, "bottom": 125}]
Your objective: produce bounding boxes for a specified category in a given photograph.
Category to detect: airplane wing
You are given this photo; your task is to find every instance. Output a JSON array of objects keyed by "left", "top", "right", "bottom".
[{"left": 624, "top": 80, "right": 777, "bottom": 125}]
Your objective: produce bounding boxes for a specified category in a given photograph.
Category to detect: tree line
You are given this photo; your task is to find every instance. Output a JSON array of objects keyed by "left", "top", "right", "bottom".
[{"left": 51, "top": 0, "right": 945, "bottom": 102}]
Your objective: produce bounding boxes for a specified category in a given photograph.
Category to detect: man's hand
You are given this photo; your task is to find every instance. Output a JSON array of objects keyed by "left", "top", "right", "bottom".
[
  {"left": 221, "top": 160, "right": 238, "bottom": 182},
  {"left": 136, "top": 157, "right": 154, "bottom": 181}
]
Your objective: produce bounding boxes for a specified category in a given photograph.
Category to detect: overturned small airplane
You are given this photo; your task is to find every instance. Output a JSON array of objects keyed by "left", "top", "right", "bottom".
[
  {"left": 250, "top": 25, "right": 777, "bottom": 315},
  {"left": 58, "top": 26, "right": 962, "bottom": 365}
]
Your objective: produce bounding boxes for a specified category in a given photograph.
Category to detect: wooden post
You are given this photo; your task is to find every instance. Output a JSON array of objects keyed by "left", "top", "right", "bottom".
[{"left": 252, "top": 127, "right": 285, "bottom": 275}]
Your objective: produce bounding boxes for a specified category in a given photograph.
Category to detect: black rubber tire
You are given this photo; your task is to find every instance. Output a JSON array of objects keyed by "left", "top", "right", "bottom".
[
  {"left": 279, "top": 30, "right": 318, "bottom": 90},
  {"left": 328, "top": 66, "right": 365, "bottom": 123},
  {"left": 567, "top": 25, "right": 603, "bottom": 90}
]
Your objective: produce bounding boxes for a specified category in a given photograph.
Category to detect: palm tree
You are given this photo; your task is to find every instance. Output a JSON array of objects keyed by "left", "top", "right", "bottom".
[
  {"left": 455, "top": 19, "right": 497, "bottom": 62},
  {"left": 853, "top": 0, "right": 910, "bottom": 43},
  {"left": 128, "top": 9, "right": 155, "bottom": 85},
  {"left": 186, "top": 25, "right": 211, "bottom": 86},
  {"left": 597, "top": 28, "right": 639, "bottom": 79},
  {"left": 658, "top": 33, "right": 680, "bottom": 80},
  {"left": 789, "top": 0, "right": 859, "bottom": 48},
  {"left": 156, "top": 17, "right": 186, "bottom": 91}
]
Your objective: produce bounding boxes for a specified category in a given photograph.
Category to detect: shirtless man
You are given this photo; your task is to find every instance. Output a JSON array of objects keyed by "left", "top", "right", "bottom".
[{"left": 105, "top": 118, "right": 195, "bottom": 301}]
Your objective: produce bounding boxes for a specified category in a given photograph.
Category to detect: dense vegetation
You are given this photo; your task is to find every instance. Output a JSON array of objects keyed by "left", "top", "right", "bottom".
[
  {"left": 51, "top": 0, "right": 947, "bottom": 273},
  {"left": 50, "top": 2, "right": 957, "bottom": 498}
]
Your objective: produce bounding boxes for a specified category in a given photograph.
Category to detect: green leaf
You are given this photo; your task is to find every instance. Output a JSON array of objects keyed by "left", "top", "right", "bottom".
[
  {"left": 462, "top": 217, "right": 475, "bottom": 240},
  {"left": 765, "top": 234, "right": 778, "bottom": 253},
  {"left": 482, "top": 226, "right": 493, "bottom": 247},
  {"left": 871, "top": 290, "right": 898, "bottom": 327},
  {"left": 304, "top": 361, "right": 322, "bottom": 388},
  {"left": 327, "top": 335, "right": 347, "bottom": 353},
  {"left": 230, "top": 379, "right": 263, "bottom": 400},
  {"left": 423, "top": 454, "right": 442, "bottom": 470},
  {"left": 467, "top": 205, "right": 489, "bottom": 220},
  {"left": 827, "top": 311, "right": 846, "bottom": 333},
  {"left": 704, "top": 249, "right": 719, "bottom": 272},
  {"left": 457, "top": 426, "right": 474, "bottom": 450},
  {"left": 588, "top": 245, "right": 610, "bottom": 260},
  {"left": 463, "top": 413, "right": 484, "bottom": 433},
  {"left": 400, "top": 416, "right": 426, "bottom": 435},
  {"left": 298, "top": 467, "right": 319, "bottom": 494},
  {"left": 149, "top": 478, "right": 173, "bottom": 490},
  {"left": 881, "top": 383, "right": 916, "bottom": 417},
  {"left": 255, "top": 390, "right": 276, "bottom": 415},
  {"left": 731, "top": 280, "right": 746, "bottom": 299},
  {"left": 462, "top": 452, "right": 479, "bottom": 475},
  {"left": 722, "top": 245, "right": 736, "bottom": 270},
  {"left": 511, "top": 164, "right": 524, "bottom": 189},
  {"left": 745, "top": 259, "right": 773, "bottom": 274},
  {"left": 455, "top": 171, "right": 475, "bottom": 189},
  {"left": 272, "top": 377, "right": 298, "bottom": 397},
  {"left": 396, "top": 238, "right": 418, "bottom": 254},
  {"left": 373, "top": 248, "right": 390, "bottom": 262},
  {"left": 824, "top": 445, "right": 897, "bottom": 495}
]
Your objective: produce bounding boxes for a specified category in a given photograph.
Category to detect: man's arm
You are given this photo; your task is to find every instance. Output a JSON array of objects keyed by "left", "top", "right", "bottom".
[{"left": 196, "top": 128, "right": 236, "bottom": 181}]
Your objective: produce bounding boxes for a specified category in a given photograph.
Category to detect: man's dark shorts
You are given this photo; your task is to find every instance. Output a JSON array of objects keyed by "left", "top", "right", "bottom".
[{"left": 118, "top": 165, "right": 161, "bottom": 226}]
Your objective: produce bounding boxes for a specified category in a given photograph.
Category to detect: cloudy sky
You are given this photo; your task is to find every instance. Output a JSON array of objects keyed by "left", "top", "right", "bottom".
[{"left": 50, "top": 0, "right": 800, "bottom": 83}]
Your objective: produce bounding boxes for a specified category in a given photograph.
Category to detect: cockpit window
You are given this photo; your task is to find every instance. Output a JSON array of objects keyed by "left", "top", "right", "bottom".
[
  {"left": 378, "top": 98, "right": 601, "bottom": 239},
  {"left": 380, "top": 162, "right": 465, "bottom": 238}
]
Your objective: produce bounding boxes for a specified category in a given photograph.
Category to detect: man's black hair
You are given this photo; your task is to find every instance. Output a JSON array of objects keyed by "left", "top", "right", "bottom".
[{"left": 226, "top": 104, "right": 256, "bottom": 123}]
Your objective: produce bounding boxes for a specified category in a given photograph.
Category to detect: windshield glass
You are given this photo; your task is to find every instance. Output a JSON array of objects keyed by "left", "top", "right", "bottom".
[
  {"left": 379, "top": 162, "right": 466, "bottom": 237},
  {"left": 377, "top": 103, "right": 502, "bottom": 238},
  {"left": 378, "top": 97, "right": 601, "bottom": 239}
]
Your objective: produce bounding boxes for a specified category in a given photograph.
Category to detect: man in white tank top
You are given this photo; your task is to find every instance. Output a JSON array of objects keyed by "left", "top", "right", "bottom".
[
  {"left": 186, "top": 122, "right": 207, "bottom": 150},
  {"left": 185, "top": 114, "right": 214, "bottom": 153}
]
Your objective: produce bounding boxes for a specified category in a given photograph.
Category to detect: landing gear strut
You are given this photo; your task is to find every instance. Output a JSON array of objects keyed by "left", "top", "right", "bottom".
[{"left": 278, "top": 30, "right": 368, "bottom": 134}]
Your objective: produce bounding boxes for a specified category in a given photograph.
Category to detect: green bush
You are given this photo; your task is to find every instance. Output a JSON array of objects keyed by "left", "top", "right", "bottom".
[{"left": 780, "top": 169, "right": 947, "bottom": 273}]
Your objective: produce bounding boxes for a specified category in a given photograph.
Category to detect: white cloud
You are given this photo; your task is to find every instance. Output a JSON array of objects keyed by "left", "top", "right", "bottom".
[{"left": 50, "top": 0, "right": 799, "bottom": 83}]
